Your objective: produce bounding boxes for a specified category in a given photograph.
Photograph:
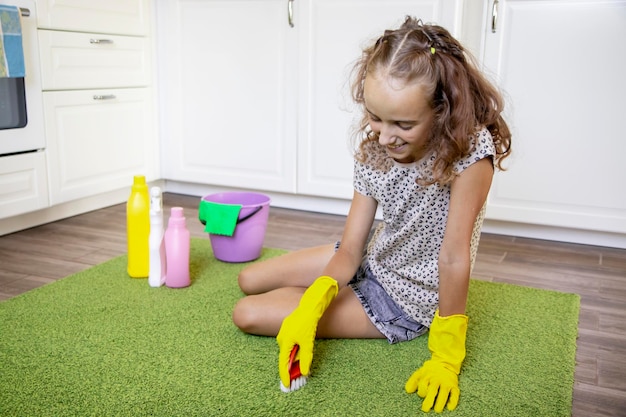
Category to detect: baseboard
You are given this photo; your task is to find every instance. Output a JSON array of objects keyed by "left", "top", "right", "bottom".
[
  {"left": 164, "top": 180, "right": 626, "bottom": 249},
  {"left": 2, "top": 179, "right": 625, "bottom": 249},
  {"left": 482, "top": 219, "right": 626, "bottom": 249},
  {"left": 0, "top": 180, "right": 165, "bottom": 236}
]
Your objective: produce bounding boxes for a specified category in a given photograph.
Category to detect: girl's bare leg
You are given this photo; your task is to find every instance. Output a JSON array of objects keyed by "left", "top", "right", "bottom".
[
  {"left": 233, "top": 286, "right": 384, "bottom": 339},
  {"left": 237, "top": 244, "right": 336, "bottom": 295},
  {"left": 232, "top": 244, "right": 384, "bottom": 339},
  {"left": 233, "top": 244, "right": 333, "bottom": 334}
]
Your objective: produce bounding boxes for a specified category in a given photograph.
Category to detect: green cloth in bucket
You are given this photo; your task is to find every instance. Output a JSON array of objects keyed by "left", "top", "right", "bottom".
[{"left": 198, "top": 200, "right": 242, "bottom": 236}]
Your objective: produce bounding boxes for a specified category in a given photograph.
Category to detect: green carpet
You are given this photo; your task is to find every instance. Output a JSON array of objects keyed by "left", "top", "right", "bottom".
[{"left": 0, "top": 238, "right": 580, "bottom": 416}]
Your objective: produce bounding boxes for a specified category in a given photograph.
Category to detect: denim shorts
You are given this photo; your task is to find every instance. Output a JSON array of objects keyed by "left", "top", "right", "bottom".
[{"left": 335, "top": 241, "right": 428, "bottom": 344}]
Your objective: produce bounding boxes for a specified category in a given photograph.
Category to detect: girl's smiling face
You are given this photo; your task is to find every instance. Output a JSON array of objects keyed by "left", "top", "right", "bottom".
[{"left": 363, "top": 74, "right": 434, "bottom": 163}]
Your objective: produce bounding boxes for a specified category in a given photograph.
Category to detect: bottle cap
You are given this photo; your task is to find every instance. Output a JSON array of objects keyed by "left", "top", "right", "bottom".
[
  {"left": 169, "top": 207, "right": 186, "bottom": 226},
  {"left": 132, "top": 175, "right": 147, "bottom": 191}
]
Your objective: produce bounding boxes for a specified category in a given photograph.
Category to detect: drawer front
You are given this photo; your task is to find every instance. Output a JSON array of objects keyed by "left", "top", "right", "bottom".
[
  {"left": 39, "top": 30, "right": 151, "bottom": 90},
  {"left": 44, "top": 88, "right": 156, "bottom": 205},
  {"left": 0, "top": 152, "right": 49, "bottom": 219},
  {"left": 36, "top": 0, "right": 150, "bottom": 36}
]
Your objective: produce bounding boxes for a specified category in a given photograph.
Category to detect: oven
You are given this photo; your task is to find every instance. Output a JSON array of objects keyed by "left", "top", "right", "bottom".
[
  {"left": 0, "top": 0, "right": 44, "bottom": 156},
  {"left": 0, "top": 0, "right": 47, "bottom": 224}
]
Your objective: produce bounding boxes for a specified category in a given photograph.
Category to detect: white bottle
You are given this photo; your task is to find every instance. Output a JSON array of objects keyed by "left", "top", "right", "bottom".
[{"left": 148, "top": 187, "right": 167, "bottom": 287}]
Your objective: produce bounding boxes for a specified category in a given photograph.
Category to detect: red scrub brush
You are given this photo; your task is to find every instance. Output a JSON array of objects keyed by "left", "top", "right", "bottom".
[{"left": 280, "top": 345, "right": 308, "bottom": 393}]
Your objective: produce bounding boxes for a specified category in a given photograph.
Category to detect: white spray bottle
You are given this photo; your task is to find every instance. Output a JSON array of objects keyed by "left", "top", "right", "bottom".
[{"left": 148, "top": 186, "right": 167, "bottom": 287}]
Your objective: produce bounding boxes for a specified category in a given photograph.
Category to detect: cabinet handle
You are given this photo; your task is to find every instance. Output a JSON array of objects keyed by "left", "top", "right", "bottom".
[
  {"left": 288, "top": 0, "right": 294, "bottom": 28},
  {"left": 19, "top": 7, "right": 30, "bottom": 17},
  {"left": 491, "top": 0, "right": 499, "bottom": 33},
  {"left": 90, "top": 39, "right": 114, "bottom": 45},
  {"left": 93, "top": 94, "right": 116, "bottom": 100}
]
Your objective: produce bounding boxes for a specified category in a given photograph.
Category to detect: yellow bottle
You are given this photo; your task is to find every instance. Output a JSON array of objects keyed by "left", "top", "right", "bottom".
[{"left": 127, "top": 175, "right": 150, "bottom": 278}]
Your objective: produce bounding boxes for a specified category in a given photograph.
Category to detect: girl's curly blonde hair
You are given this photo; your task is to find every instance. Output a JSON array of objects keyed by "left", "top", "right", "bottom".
[{"left": 351, "top": 16, "right": 512, "bottom": 185}]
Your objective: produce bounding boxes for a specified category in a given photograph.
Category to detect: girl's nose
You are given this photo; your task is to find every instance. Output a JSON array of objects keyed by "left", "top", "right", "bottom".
[{"left": 377, "top": 126, "right": 394, "bottom": 146}]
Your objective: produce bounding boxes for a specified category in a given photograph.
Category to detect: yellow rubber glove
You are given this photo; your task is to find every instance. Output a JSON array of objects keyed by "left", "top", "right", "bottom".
[
  {"left": 276, "top": 276, "right": 338, "bottom": 388},
  {"left": 405, "top": 309, "right": 468, "bottom": 413}
]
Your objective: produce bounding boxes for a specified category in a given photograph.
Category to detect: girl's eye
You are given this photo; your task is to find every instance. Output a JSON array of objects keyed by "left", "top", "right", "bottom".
[{"left": 398, "top": 123, "right": 413, "bottom": 131}]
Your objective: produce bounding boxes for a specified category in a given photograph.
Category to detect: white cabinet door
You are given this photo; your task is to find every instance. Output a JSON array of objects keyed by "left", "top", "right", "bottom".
[
  {"left": 296, "top": 0, "right": 462, "bottom": 199},
  {"left": 159, "top": 0, "right": 298, "bottom": 193},
  {"left": 483, "top": 0, "right": 626, "bottom": 234},
  {"left": 44, "top": 88, "right": 157, "bottom": 205}
]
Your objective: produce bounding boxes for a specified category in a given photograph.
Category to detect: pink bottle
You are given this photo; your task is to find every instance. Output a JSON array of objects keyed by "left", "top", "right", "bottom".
[{"left": 165, "top": 207, "right": 191, "bottom": 288}]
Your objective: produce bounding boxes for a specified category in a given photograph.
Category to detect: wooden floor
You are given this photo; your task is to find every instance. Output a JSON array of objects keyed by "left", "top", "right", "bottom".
[{"left": 1, "top": 193, "right": 624, "bottom": 416}]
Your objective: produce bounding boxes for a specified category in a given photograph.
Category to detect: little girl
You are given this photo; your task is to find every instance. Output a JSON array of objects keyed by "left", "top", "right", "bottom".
[{"left": 232, "top": 16, "right": 512, "bottom": 413}]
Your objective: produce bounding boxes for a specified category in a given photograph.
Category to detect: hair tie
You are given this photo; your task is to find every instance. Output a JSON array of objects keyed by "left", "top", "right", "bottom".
[{"left": 430, "top": 47, "right": 436, "bottom": 55}]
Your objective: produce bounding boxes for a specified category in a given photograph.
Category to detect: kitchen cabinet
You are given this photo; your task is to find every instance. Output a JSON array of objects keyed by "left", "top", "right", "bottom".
[
  {"left": 37, "top": 30, "right": 151, "bottom": 90},
  {"left": 482, "top": 0, "right": 626, "bottom": 243},
  {"left": 37, "top": 0, "right": 156, "bottom": 205},
  {"left": 158, "top": 0, "right": 462, "bottom": 199},
  {"left": 0, "top": 1, "right": 47, "bottom": 220},
  {"left": 159, "top": 0, "right": 298, "bottom": 193},
  {"left": 43, "top": 88, "right": 155, "bottom": 205},
  {"left": 0, "top": 153, "right": 49, "bottom": 219}
]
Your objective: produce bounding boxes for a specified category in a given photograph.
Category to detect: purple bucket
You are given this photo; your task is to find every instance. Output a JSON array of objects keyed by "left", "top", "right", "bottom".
[{"left": 200, "top": 192, "right": 270, "bottom": 263}]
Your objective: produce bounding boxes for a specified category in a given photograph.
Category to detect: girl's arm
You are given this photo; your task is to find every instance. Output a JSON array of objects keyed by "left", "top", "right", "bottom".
[
  {"left": 321, "top": 190, "right": 378, "bottom": 287},
  {"left": 407, "top": 159, "right": 493, "bottom": 413},
  {"left": 276, "top": 190, "right": 377, "bottom": 387},
  {"left": 438, "top": 157, "right": 494, "bottom": 316}
]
